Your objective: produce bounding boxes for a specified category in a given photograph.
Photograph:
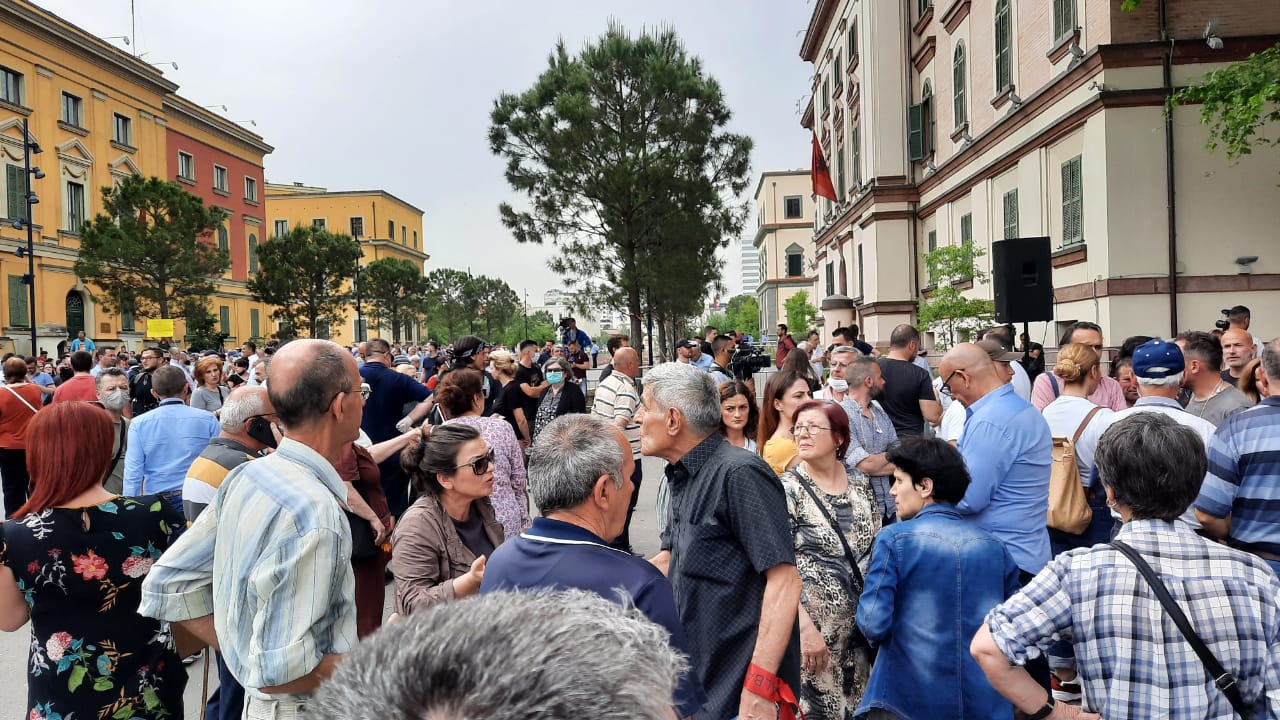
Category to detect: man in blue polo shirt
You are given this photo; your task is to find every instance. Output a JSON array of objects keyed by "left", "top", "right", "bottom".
[
  {"left": 481, "top": 413, "right": 705, "bottom": 719},
  {"left": 360, "top": 337, "right": 431, "bottom": 516}
]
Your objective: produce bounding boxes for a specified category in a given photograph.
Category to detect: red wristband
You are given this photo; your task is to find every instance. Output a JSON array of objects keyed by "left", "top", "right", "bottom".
[{"left": 743, "top": 662, "right": 778, "bottom": 698}]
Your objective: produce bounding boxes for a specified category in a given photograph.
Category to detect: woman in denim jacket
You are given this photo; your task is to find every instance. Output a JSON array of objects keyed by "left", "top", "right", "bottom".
[{"left": 855, "top": 438, "right": 1020, "bottom": 719}]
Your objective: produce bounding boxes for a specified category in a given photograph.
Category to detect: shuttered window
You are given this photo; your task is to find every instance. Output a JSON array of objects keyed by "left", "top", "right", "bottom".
[
  {"left": 834, "top": 52, "right": 842, "bottom": 93},
  {"left": 926, "top": 230, "right": 938, "bottom": 284},
  {"left": 825, "top": 263, "right": 835, "bottom": 297},
  {"left": 6, "top": 164, "right": 24, "bottom": 220},
  {"left": 922, "top": 82, "right": 935, "bottom": 156},
  {"left": 1061, "top": 156, "right": 1084, "bottom": 245},
  {"left": 836, "top": 146, "right": 845, "bottom": 201},
  {"left": 250, "top": 308, "right": 260, "bottom": 339},
  {"left": 8, "top": 275, "right": 28, "bottom": 326},
  {"left": 849, "top": 20, "right": 858, "bottom": 60},
  {"left": 995, "top": 0, "right": 1013, "bottom": 92},
  {"left": 953, "top": 43, "right": 967, "bottom": 128},
  {"left": 217, "top": 225, "right": 229, "bottom": 252},
  {"left": 856, "top": 245, "right": 865, "bottom": 298},
  {"left": 1003, "top": 189, "right": 1019, "bottom": 239},
  {"left": 1053, "top": 0, "right": 1075, "bottom": 42},
  {"left": 851, "top": 126, "right": 862, "bottom": 187},
  {"left": 219, "top": 306, "right": 231, "bottom": 334},
  {"left": 248, "top": 233, "right": 259, "bottom": 273},
  {"left": 908, "top": 104, "right": 925, "bottom": 161}
]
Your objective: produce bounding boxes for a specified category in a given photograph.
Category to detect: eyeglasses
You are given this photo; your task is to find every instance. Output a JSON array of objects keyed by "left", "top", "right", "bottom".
[
  {"left": 359, "top": 383, "right": 372, "bottom": 400},
  {"left": 453, "top": 448, "right": 495, "bottom": 475},
  {"left": 791, "top": 424, "right": 831, "bottom": 437},
  {"left": 940, "top": 368, "right": 965, "bottom": 398}
]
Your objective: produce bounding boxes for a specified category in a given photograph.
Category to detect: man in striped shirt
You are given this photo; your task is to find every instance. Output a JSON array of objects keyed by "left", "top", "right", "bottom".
[
  {"left": 591, "top": 347, "right": 643, "bottom": 553},
  {"left": 1196, "top": 337, "right": 1280, "bottom": 575},
  {"left": 141, "top": 340, "right": 363, "bottom": 718}
]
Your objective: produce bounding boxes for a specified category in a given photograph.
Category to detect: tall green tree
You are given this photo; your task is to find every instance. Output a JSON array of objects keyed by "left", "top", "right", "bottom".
[
  {"left": 74, "top": 174, "right": 230, "bottom": 319},
  {"left": 784, "top": 291, "right": 818, "bottom": 336},
  {"left": 181, "top": 299, "right": 224, "bottom": 350},
  {"left": 916, "top": 243, "right": 994, "bottom": 349},
  {"left": 247, "top": 225, "right": 361, "bottom": 339},
  {"left": 422, "top": 268, "right": 475, "bottom": 341},
  {"left": 362, "top": 258, "right": 429, "bottom": 344},
  {"left": 489, "top": 23, "right": 753, "bottom": 346},
  {"left": 724, "top": 294, "right": 761, "bottom": 336},
  {"left": 467, "top": 275, "right": 522, "bottom": 340}
]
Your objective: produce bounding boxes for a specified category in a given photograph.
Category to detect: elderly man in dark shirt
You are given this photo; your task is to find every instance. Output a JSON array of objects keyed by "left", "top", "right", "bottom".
[{"left": 642, "top": 362, "right": 802, "bottom": 720}]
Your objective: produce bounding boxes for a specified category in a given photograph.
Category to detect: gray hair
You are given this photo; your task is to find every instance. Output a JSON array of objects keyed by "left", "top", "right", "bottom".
[
  {"left": 529, "top": 414, "right": 625, "bottom": 514},
  {"left": 218, "top": 389, "right": 267, "bottom": 431},
  {"left": 543, "top": 357, "right": 571, "bottom": 375},
  {"left": 642, "top": 362, "right": 720, "bottom": 436},
  {"left": 310, "top": 590, "right": 684, "bottom": 720},
  {"left": 1095, "top": 413, "right": 1206, "bottom": 522},
  {"left": 1263, "top": 337, "right": 1280, "bottom": 382},
  {"left": 1135, "top": 371, "right": 1183, "bottom": 389},
  {"left": 94, "top": 367, "right": 128, "bottom": 390},
  {"left": 844, "top": 354, "right": 879, "bottom": 386}
]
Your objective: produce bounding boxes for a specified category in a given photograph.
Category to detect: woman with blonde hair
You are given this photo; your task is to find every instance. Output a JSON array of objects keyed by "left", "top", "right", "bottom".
[
  {"left": 190, "top": 356, "right": 228, "bottom": 413},
  {"left": 488, "top": 350, "right": 531, "bottom": 447}
]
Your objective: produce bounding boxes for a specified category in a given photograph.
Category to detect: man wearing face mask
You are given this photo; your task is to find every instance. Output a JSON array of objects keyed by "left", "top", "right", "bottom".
[{"left": 95, "top": 368, "right": 132, "bottom": 494}]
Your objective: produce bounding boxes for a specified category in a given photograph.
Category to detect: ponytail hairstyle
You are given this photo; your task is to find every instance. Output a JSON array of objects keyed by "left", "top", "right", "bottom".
[{"left": 400, "top": 424, "right": 482, "bottom": 495}]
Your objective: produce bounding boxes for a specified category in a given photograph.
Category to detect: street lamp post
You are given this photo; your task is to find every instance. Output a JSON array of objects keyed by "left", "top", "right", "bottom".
[
  {"left": 11, "top": 119, "right": 43, "bottom": 356},
  {"left": 353, "top": 232, "right": 365, "bottom": 343}
]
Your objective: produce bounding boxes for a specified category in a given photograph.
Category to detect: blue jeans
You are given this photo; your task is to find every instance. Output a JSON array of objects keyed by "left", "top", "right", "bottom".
[{"left": 204, "top": 651, "right": 245, "bottom": 720}]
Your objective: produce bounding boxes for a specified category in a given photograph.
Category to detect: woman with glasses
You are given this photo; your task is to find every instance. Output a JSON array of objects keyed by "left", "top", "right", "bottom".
[
  {"left": 718, "top": 380, "right": 759, "bottom": 452},
  {"left": 531, "top": 357, "right": 586, "bottom": 440},
  {"left": 779, "top": 399, "right": 880, "bottom": 719},
  {"left": 436, "top": 369, "right": 530, "bottom": 539},
  {"left": 758, "top": 370, "right": 812, "bottom": 475},
  {"left": 391, "top": 423, "right": 504, "bottom": 615}
]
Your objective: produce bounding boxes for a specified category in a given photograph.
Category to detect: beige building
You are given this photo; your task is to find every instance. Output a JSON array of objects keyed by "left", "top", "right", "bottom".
[
  {"left": 263, "top": 182, "right": 428, "bottom": 345},
  {"left": 753, "top": 170, "right": 816, "bottom": 337},
  {"left": 802, "top": 0, "right": 1280, "bottom": 352}
]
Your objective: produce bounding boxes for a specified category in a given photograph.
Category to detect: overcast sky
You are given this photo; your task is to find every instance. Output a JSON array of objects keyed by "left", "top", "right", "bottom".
[{"left": 36, "top": 0, "right": 814, "bottom": 303}]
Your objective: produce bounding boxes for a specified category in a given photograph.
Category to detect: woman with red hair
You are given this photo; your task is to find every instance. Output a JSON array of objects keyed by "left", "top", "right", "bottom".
[
  {"left": 0, "top": 402, "right": 187, "bottom": 720},
  {"left": 780, "top": 399, "right": 881, "bottom": 720}
]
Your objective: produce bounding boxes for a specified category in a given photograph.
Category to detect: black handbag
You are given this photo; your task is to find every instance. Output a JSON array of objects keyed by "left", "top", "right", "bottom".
[
  {"left": 797, "top": 477, "right": 876, "bottom": 655},
  {"left": 1111, "top": 540, "right": 1250, "bottom": 719},
  {"left": 346, "top": 511, "right": 381, "bottom": 560}
]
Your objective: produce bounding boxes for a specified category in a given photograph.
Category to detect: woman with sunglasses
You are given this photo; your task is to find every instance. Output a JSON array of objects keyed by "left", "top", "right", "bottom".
[
  {"left": 436, "top": 369, "right": 530, "bottom": 539},
  {"left": 779, "top": 400, "right": 881, "bottom": 720},
  {"left": 391, "top": 423, "right": 505, "bottom": 615}
]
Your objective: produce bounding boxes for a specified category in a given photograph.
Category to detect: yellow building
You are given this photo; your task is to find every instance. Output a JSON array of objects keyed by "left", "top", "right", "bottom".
[
  {"left": 0, "top": 0, "right": 274, "bottom": 355},
  {"left": 264, "top": 182, "right": 429, "bottom": 346}
]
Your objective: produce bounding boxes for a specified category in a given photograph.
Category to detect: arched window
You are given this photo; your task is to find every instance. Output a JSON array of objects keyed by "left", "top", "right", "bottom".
[
  {"left": 953, "top": 43, "right": 967, "bottom": 128},
  {"left": 248, "top": 233, "right": 259, "bottom": 273},
  {"left": 217, "top": 225, "right": 229, "bottom": 252},
  {"left": 995, "top": 0, "right": 1013, "bottom": 91},
  {"left": 921, "top": 80, "right": 935, "bottom": 156}
]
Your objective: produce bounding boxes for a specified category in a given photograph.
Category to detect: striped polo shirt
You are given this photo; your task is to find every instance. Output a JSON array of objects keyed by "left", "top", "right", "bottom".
[
  {"left": 1196, "top": 396, "right": 1280, "bottom": 568},
  {"left": 591, "top": 371, "right": 641, "bottom": 453},
  {"left": 181, "top": 437, "right": 258, "bottom": 522}
]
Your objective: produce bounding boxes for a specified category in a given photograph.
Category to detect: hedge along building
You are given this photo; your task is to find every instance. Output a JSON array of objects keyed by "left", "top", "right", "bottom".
[
  {"left": 802, "top": 0, "right": 1280, "bottom": 355},
  {"left": 0, "top": 1, "right": 273, "bottom": 355}
]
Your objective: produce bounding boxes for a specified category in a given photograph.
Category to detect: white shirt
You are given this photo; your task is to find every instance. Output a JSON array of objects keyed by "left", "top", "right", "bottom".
[
  {"left": 1041, "top": 396, "right": 1114, "bottom": 484},
  {"left": 1106, "top": 396, "right": 1216, "bottom": 529},
  {"left": 939, "top": 398, "right": 967, "bottom": 443},
  {"left": 1010, "top": 360, "right": 1031, "bottom": 402}
]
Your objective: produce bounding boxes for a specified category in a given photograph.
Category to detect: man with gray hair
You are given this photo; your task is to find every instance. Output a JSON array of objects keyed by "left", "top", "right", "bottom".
[
  {"left": 142, "top": 340, "right": 364, "bottom": 718},
  {"left": 481, "top": 413, "right": 705, "bottom": 718},
  {"left": 182, "top": 386, "right": 278, "bottom": 521},
  {"left": 94, "top": 367, "right": 131, "bottom": 494},
  {"left": 311, "top": 590, "right": 686, "bottom": 720},
  {"left": 640, "top": 362, "right": 802, "bottom": 720}
]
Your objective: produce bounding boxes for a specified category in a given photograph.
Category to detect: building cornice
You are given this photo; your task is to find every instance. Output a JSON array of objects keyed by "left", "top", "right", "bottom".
[
  {"left": 1, "top": 1, "right": 179, "bottom": 96},
  {"left": 266, "top": 189, "right": 426, "bottom": 217},
  {"left": 163, "top": 97, "right": 274, "bottom": 157},
  {"left": 752, "top": 170, "right": 811, "bottom": 200},
  {"left": 800, "top": 0, "right": 838, "bottom": 62},
  {"left": 363, "top": 239, "right": 429, "bottom": 262}
]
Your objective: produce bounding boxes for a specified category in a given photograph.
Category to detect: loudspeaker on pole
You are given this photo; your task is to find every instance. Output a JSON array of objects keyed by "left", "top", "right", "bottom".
[{"left": 992, "top": 236, "right": 1054, "bottom": 324}]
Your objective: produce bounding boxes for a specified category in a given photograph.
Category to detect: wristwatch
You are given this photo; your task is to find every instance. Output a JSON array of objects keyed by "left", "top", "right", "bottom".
[{"left": 1026, "top": 698, "right": 1056, "bottom": 720}]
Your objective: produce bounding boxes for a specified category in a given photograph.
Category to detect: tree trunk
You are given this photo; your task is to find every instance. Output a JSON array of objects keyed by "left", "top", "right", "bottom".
[{"left": 656, "top": 314, "right": 669, "bottom": 365}]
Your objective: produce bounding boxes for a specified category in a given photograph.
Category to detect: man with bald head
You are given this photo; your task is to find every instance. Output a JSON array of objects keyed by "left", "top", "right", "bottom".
[
  {"left": 142, "top": 340, "right": 363, "bottom": 718},
  {"left": 592, "top": 345, "right": 645, "bottom": 552},
  {"left": 939, "top": 343, "right": 1053, "bottom": 579},
  {"left": 1219, "top": 328, "right": 1257, "bottom": 388}
]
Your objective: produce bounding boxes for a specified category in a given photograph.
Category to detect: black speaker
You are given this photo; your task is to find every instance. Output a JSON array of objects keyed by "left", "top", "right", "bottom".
[{"left": 992, "top": 237, "right": 1053, "bottom": 323}]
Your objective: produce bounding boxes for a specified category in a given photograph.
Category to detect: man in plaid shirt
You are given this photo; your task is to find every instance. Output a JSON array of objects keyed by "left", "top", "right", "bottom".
[{"left": 972, "top": 413, "right": 1280, "bottom": 720}]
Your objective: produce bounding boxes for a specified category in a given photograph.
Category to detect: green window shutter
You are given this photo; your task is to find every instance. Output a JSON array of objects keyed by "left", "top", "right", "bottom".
[
  {"left": 248, "top": 233, "right": 259, "bottom": 273},
  {"left": 219, "top": 306, "right": 230, "bottom": 334},
  {"left": 995, "top": 0, "right": 1012, "bottom": 91},
  {"left": 908, "top": 103, "right": 925, "bottom": 161},
  {"left": 849, "top": 22, "right": 857, "bottom": 59},
  {"left": 856, "top": 245, "right": 865, "bottom": 298},
  {"left": 8, "top": 275, "right": 28, "bottom": 327},
  {"left": 851, "top": 126, "right": 862, "bottom": 186},
  {"left": 121, "top": 307, "right": 134, "bottom": 332},
  {"left": 961, "top": 213, "right": 973, "bottom": 245},
  {"left": 836, "top": 146, "right": 846, "bottom": 199},
  {"left": 1061, "top": 156, "right": 1084, "bottom": 245},
  {"left": 1003, "top": 189, "right": 1019, "bottom": 239},
  {"left": 6, "top": 164, "right": 24, "bottom": 219},
  {"left": 953, "top": 45, "right": 967, "bottom": 128},
  {"left": 250, "top": 308, "right": 260, "bottom": 339},
  {"left": 926, "top": 230, "right": 938, "bottom": 284},
  {"left": 825, "top": 263, "right": 835, "bottom": 297},
  {"left": 217, "top": 225, "right": 229, "bottom": 252}
]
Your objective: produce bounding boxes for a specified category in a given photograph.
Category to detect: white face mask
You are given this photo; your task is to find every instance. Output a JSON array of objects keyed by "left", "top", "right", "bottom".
[
  {"left": 102, "top": 388, "right": 129, "bottom": 411},
  {"left": 827, "top": 378, "right": 849, "bottom": 393}
]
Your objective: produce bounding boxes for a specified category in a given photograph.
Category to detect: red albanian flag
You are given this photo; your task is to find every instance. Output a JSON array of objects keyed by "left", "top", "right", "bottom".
[{"left": 811, "top": 132, "right": 838, "bottom": 202}]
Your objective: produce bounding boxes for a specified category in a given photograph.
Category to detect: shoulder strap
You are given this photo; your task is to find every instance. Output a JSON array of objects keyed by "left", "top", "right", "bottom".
[
  {"left": 2, "top": 385, "right": 39, "bottom": 414},
  {"left": 1049, "top": 373, "right": 1060, "bottom": 398},
  {"left": 1111, "top": 540, "right": 1250, "bottom": 718},
  {"left": 797, "top": 476, "right": 866, "bottom": 590},
  {"left": 1072, "top": 406, "right": 1104, "bottom": 444}
]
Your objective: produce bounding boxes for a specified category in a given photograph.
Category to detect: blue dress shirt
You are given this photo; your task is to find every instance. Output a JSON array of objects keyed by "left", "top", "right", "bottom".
[
  {"left": 123, "top": 398, "right": 221, "bottom": 495},
  {"left": 956, "top": 383, "right": 1053, "bottom": 573}
]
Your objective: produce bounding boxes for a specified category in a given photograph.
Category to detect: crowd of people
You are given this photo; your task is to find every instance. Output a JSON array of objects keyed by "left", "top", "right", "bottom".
[{"left": 0, "top": 302, "right": 1277, "bottom": 720}]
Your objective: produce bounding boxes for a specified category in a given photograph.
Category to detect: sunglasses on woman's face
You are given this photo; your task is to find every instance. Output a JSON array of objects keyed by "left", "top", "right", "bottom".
[{"left": 453, "top": 448, "right": 495, "bottom": 476}]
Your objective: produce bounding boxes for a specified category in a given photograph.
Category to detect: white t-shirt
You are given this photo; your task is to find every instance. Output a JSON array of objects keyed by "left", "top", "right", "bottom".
[
  {"left": 1105, "top": 399, "right": 1216, "bottom": 529},
  {"left": 1010, "top": 360, "right": 1031, "bottom": 402},
  {"left": 938, "top": 398, "right": 967, "bottom": 443},
  {"left": 1041, "top": 396, "right": 1114, "bottom": 485}
]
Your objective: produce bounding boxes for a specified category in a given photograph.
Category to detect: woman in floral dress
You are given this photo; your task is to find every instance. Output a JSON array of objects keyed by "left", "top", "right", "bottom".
[
  {"left": 0, "top": 402, "right": 186, "bottom": 720},
  {"left": 781, "top": 400, "right": 881, "bottom": 720}
]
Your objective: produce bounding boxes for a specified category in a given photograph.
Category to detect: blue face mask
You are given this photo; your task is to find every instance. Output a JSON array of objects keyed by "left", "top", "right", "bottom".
[{"left": 546, "top": 371, "right": 565, "bottom": 385}]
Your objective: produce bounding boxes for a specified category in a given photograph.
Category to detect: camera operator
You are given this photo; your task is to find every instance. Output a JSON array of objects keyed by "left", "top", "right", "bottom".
[{"left": 708, "top": 334, "right": 735, "bottom": 385}]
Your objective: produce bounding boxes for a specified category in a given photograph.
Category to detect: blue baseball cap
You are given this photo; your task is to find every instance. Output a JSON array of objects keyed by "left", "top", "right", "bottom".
[{"left": 1131, "top": 339, "right": 1184, "bottom": 379}]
